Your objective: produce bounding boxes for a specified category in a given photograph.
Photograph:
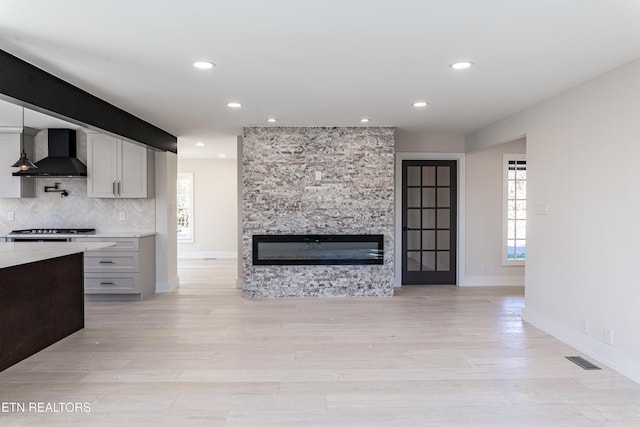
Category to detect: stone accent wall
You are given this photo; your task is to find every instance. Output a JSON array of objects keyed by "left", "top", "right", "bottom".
[{"left": 242, "top": 127, "right": 395, "bottom": 297}]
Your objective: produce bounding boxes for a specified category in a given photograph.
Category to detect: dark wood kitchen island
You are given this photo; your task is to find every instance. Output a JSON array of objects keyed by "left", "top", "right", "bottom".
[{"left": 0, "top": 242, "right": 114, "bottom": 372}]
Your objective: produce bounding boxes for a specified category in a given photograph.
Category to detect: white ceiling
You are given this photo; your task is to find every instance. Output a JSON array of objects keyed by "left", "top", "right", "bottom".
[{"left": 1, "top": 0, "right": 640, "bottom": 158}]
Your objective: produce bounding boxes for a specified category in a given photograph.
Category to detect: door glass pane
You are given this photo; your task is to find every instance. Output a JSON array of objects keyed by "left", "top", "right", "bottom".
[
  {"left": 437, "top": 209, "right": 450, "bottom": 228},
  {"left": 516, "top": 201, "right": 526, "bottom": 219},
  {"left": 516, "top": 220, "right": 526, "bottom": 239},
  {"left": 507, "top": 220, "right": 515, "bottom": 239},
  {"left": 422, "top": 210, "right": 435, "bottom": 228},
  {"left": 407, "top": 167, "right": 421, "bottom": 186},
  {"left": 407, "top": 188, "right": 420, "bottom": 207},
  {"left": 515, "top": 240, "right": 526, "bottom": 259},
  {"left": 407, "top": 231, "right": 420, "bottom": 250},
  {"left": 437, "top": 166, "right": 450, "bottom": 186},
  {"left": 437, "top": 188, "right": 450, "bottom": 207},
  {"left": 437, "top": 251, "right": 450, "bottom": 271},
  {"left": 507, "top": 240, "right": 516, "bottom": 259},
  {"left": 516, "top": 180, "right": 526, "bottom": 199},
  {"left": 508, "top": 201, "right": 516, "bottom": 219},
  {"left": 407, "top": 252, "right": 421, "bottom": 271},
  {"left": 407, "top": 209, "right": 421, "bottom": 229},
  {"left": 422, "top": 188, "right": 436, "bottom": 207},
  {"left": 422, "top": 231, "right": 435, "bottom": 250},
  {"left": 422, "top": 167, "right": 436, "bottom": 186},
  {"left": 437, "top": 230, "right": 450, "bottom": 250},
  {"left": 422, "top": 252, "right": 435, "bottom": 271}
]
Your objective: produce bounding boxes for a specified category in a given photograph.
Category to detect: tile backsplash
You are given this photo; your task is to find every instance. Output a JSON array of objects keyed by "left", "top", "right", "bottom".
[{"left": 0, "top": 129, "right": 155, "bottom": 234}]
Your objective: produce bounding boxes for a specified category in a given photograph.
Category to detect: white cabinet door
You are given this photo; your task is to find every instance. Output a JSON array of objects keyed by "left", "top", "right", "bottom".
[
  {"left": 0, "top": 131, "right": 35, "bottom": 198},
  {"left": 120, "top": 140, "right": 148, "bottom": 198},
  {"left": 87, "top": 133, "right": 150, "bottom": 198},
  {"left": 87, "top": 133, "right": 119, "bottom": 198}
]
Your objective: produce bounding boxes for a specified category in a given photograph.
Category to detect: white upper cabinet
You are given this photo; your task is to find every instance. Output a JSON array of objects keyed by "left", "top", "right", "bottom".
[
  {"left": 87, "top": 132, "right": 154, "bottom": 198},
  {"left": 0, "top": 128, "right": 37, "bottom": 198}
]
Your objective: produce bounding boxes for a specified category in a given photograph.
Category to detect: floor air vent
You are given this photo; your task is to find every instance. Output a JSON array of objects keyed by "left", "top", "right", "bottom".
[{"left": 566, "top": 356, "right": 601, "bottom": 370}]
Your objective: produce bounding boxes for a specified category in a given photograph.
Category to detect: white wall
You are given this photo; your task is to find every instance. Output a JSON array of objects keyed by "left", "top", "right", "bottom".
[
  {"left": 155, "top": 151, "right": 179, "bottom": 293},
  {"left": 466, "top": 57, "right": 640, "bottom": 382},
  {"left": 465, "top": 138, "right": 526, "bottom": 285},
  {"left": 395, "top": 131, "right": 466, "bottom": 153},
  {"left": 177, "top": 158, "right": 237, "bottom": 259}
]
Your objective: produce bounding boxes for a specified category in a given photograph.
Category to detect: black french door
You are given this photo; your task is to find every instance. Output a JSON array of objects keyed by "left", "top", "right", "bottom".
[{"left": 402, "top": 160, "right": 457, "bottom": 285}]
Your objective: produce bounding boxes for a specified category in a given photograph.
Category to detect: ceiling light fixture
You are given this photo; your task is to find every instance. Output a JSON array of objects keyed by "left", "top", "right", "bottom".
[
  {"left": 226, "top": 102, "right": 242, "bottom": 108},
  {"left": 412, "top": 101, "right": 429, "bottom": 108},
  {"left": 192, "top": 61, "right": 215, "bottom": 70},
  {"left": 219, "top": 154, "right": 227, "bottom": 158},
  {"left": 450, "top": 61, "right": 473, "bottom": 70},
  {"left": 267, "top": 118, "right": 277, "bottom": 123},
  {"left": 195, "top": 142, "right": 205, "bottom": 147},
  {"left": 360, "top": 118, "right": 370, "bottom": 123}
]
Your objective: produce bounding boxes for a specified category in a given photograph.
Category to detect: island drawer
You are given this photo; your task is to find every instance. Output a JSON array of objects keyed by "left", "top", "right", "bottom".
[
  {"left": 85, "top": 273, "right": 139, "bottom": 294},
  {"left": 84, "top": 252, "right": 139, "bottom": 273},
  {"left": 73, "top": 237, "right": 139, "bottom": 251}
]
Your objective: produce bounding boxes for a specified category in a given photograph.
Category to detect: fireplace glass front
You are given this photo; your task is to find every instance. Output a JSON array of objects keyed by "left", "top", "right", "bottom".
[{"left": 253, "top": 234, "right": 384, "bottom": 265}]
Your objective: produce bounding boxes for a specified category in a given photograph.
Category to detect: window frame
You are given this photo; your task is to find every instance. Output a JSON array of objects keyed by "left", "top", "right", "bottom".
[
  {"left": 177, "top": 172, "right": 194, "bottom": 243},
  {"left": 502, "top": 154, "right": 526, "bottom": 266}
]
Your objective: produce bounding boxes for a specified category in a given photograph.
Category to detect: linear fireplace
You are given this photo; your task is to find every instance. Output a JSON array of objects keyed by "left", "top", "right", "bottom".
[{"left": 252, "top": 234, "right": 384, "bottom": 265}]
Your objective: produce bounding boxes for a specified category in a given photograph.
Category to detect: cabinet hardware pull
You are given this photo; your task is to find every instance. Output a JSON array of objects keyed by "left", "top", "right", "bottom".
[
  {"left": 117, "top": 181, "right": 121, "bottom": 196},
  {"left": 112, "top": 181, "right": 116, "bottom": 196},
  {"left": 100, "top": 282, "right": 115, "bottom": 285},
  {"left": 99, "top": 261, "right": 114, "bottom": 264}
]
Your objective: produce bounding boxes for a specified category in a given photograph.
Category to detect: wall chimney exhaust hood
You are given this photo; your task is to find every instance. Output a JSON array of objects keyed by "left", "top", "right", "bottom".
[{"left": 12, "top": 129, "right": 87, "bottom": 177}]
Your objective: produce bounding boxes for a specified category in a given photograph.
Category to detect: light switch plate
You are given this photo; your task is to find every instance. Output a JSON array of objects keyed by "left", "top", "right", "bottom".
[
  {"left": 536, "top": 202, "right": 549, "bottom": 215},
  {"left": 7, "top": 211, "right": 15, "bottom": 221}
]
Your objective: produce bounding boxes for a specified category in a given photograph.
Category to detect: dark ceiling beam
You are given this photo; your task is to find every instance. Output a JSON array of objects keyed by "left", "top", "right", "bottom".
[{"left": 0, "top": 48, "right": 177, "bottom": 153}]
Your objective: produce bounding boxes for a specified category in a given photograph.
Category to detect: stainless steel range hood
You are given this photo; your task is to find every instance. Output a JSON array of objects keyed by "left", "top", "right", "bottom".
[{"left": 12, "top": 129, "right": 87, "bottom": 177}]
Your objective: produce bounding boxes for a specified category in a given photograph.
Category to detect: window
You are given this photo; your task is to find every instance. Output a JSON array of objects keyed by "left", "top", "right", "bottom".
[
  {"left": 177, "top": 172, "right": 194, "bottom": 242},
  {"left": 503, "top": 155, "right": 526, "bottom": 264}
]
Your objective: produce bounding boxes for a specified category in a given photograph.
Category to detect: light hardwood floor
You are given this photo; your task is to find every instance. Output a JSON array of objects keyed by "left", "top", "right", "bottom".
[{"left": 1, "top": 259, "right": 639, "bottom": 426}]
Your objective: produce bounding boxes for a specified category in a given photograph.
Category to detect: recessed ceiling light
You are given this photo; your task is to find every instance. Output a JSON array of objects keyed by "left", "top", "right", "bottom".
[
  {"left": 360, "top": 118, "right": 370, "bottom": 123},
  {"left": 227, "top": 102, "right": 242, "bottom": 108},
  {"left": 195, "top": 142, "right": 205, "bottom": 147},
  {"left": 192, "top": 61, "right": 215, "bottom": 70},
  {"left": 267, "top": 118, "right": 277, "bottom": 123},
  {"left": 219, "top": 154, "right": 226, "bottom": 158},
  {"left": 450, "top": 61, "right": 473, "bottom": 70},
  {"left": 412, "top": 101, "right": 429, "bottom": 108}
]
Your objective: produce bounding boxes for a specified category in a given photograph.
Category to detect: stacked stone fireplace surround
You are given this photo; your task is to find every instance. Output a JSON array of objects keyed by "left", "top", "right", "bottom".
[{"left": 242, "top": 127, "right": 395, "bottom": 297}]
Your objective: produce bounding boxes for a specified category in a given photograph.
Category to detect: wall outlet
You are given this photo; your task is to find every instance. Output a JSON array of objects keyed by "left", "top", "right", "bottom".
[
  {"left": 315, "top": 171, "right": 322, "bottom": 181},
  {"left": 118, "top": 211, "right": 126, "bottom": 221},
  {"left": 7, "top": 211, "right": 15, "bottom": 221},
  {"left": 604, "top": 328, "right": 614, "bottom": 345},
  {"left": 481, "top": 265, "right": 489, "bottom": 274},
  {"left": 580, "top": 318, "right": 590, "bottom": 334}
]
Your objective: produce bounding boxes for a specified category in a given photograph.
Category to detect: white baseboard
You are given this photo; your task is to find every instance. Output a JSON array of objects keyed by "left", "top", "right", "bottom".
[
  {"left": 460, "top": 275, "right": 524, "bottom": 286},
  {"left": 178, "top": 251, "right": 237, "bottom": 259},
  {"left": 522, "top": 306, "right": 640, "bottom": 384},
  {"left": 156, "top": 275, "right": 180, "bottom": 293}
]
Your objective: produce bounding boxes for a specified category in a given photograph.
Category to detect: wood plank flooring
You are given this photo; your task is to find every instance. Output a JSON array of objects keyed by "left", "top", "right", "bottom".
[{"left": 1, "top": 259, "right": 639, "bottom": 426}]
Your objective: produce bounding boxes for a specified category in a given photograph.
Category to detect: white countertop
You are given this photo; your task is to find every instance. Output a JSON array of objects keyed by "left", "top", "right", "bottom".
[
  {"left": 1, "top": 231, "right": 156, "bottom": 239},
  {"left": 0, "top": 242, "right": 116, "bottom": 269}
]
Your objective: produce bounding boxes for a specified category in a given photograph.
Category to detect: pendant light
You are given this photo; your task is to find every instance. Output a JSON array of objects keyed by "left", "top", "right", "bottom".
[{"left": 11, "top": 108, "right": 37, "bottom": 171}]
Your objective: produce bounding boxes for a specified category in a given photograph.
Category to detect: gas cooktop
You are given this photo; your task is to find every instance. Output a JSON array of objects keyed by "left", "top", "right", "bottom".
[{"left": 10, "top": 228, "right": 96, "bottom": 235}]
